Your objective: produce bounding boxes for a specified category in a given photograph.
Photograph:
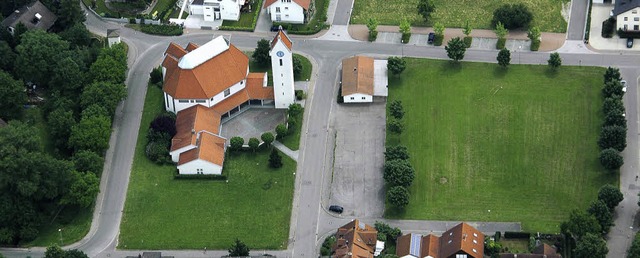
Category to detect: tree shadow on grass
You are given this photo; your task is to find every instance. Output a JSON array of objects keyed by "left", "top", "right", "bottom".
[
  {"left": 441, "top": 61, "right": 463, "bottom": 74},
  {"left": 384, "top": 206, "right": 407, "bottom": 218},
  {"left": 544, "top": 68, "right": 560, "bottom": 79},
  {"left": 493, "top": 66, "right": 508, "bottom": 78}
]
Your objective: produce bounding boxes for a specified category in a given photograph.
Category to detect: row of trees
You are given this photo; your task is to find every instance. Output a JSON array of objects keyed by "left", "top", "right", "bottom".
[
  {"left": 560, "top": 184, "right": 623, "bottom": 257},
  {"left": 598, "top": 67, "right": 626, "bottom": 171}
]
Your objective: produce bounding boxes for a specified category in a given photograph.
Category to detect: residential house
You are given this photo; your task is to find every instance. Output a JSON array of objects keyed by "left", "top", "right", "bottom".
[
  {"left": 332, "top": 219, "right": 384, "bottom": 258},
  {"left": 187, "top": 0, "right": 246, "bottom": 21},
  {"left": 499, "top": 243, "right": 562, "bottom": 258},
  {"left": 613, "top": 0, "right": 640, "bottom": 31},
  {"left": 162, "top": 31, "right": 293, "bottom": 175},
  {"left": 341, "top": 56, "right": 388, "bottom": 103},
  {"left": 264, "top": 0, "right": 310, "bottom": 24},
  {"left": 396, "top": 222, "right": 484, "bottom": 258},
  {"left": 1, "top": 0, "right": 57, "bottom": 35}
]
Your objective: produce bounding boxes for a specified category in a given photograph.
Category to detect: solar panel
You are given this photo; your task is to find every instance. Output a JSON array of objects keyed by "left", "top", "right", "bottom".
[{"left": 410, "top": 234, "right": 422, "bottom": 257}]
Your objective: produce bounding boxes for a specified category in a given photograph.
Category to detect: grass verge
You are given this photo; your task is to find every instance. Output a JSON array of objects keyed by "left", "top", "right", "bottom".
[
  {"left": 280, "top": 108, "right": 303, "bottom": 151},
  {"left": 350, "top": 0, "right": 569, "bottom": 33},
  {"left": 385, "top": 59, "right": 615, "bottom": 232},
  {"left": 24, "top": 208, "right": 92, "bottom": 247},
  {"left": 246, "top": 52, "right": 313, "bottom": 84},
  {"left": 119, "top": 85, "right": 295, "bottom": 249}
]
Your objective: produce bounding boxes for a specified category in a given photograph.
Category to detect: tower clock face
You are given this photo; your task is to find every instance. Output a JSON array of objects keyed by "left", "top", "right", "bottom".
[{"left": 276, "top": 51, "right": 284, "bottom": 57}]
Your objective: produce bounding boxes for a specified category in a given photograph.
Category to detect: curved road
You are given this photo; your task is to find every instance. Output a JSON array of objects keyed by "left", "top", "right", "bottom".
[{"left": 2, "top": 1, "right": 640, "bottom": 257}]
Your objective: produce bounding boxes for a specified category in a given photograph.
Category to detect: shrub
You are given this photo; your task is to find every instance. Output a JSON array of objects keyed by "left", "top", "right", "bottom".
[
  {"left": 385, "top": 145, "right": 410, "bottom": 161},
  {"left": 602, "top": 80, "right": 624, "bottom": 99},
  {"left": 248, "top": 137, "right": 260, "bottom": 153},
  {"left": 293, "top": 55, "right": 303, "bottom": 77},
  {"left": 295, "top": 90, "right": 306, "bottom": 100},
  {"left": 387, "top": 56, "right": 406, "bottom": 76},
  {"left": 149, "top": 113, "right": 176, "bottom": 137},
  {"left": 146, "top": 140, "right": 171, "bottom": 164},
  {"left": 383, "top": 159, "right": 415, "bottom": 187},
  {"left": 387, "top": 119, "right": 404, "bottom": 134},
  {"left": 433, "top": 34, "right": 444, "bottom": 46},
  {"left": 150, "top": 66, "right": 163, "bottom": 86},
  {"left": 401, "top": 33, "right": 411, "bottom": 44},
  {"left": 368, "top": 30, "right": 378, "bottom": 42},
  {"left": 598, "top": 125, "right": 627, "bottom": 151},
  {"left": 320, "top": 235, "right": 336, "bottom": 256},
  {"left": 139, "top": 24, "right": 183, "bottom": 36},
  {"left": 547, "top": 52, "right": 562, "bottom": 70},
  {"left": 602, "top": 18, "right": 616, "bottom": 38},
  {"left": 389, "top": 100, "right": 404, "bottom": 119},
  {"left": 492, "top": 3, "right": 533, "bottom": 29},
  {"left": 463, "top": 36, "right": 472, "bottom": 48},
  {"left": 387, "top": 186, "right": 410, "bottom": 208},
  {"left": 269, "top": 149, "right": 283, "bottom": 168},
  {"left": 530, "top": 40, "right": 540, "bottom": 51},
  {"left": 375, "top": 222, "right": 402, "bottom": 242},
  {"left": 129, "top": 18, "right": 136, "bottom": 24},
  {"left": 276, "top": 123, "right": 288, "bottom": 138},
  {"left": 261, "top": 132, "right": 275, "bottom": 147},
  {"left": 230, "top": 136, "right": 244, "bottom": 152},
  {"left": 288, "top": 103, "right": 303, "bottom": 117},
  {"left": 496, "top": 38, "right": 506, "bottom": 50},
  {"left": 600, "top": 148, "right": 624, "bottom": 170},
  {"left": 504, "top": 231, "right": 531, "bottom": 239}
]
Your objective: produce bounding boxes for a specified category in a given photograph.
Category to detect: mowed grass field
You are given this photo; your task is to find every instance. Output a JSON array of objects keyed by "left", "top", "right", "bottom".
[
  {"left": 385, "top": 59, "right": 616, "bottom": 232},
  {"left": 119, "top": 85, "right": 296, "bottom": 249},
  {"left": 351, "top": 0, "right": 569, "bottom": 33}
]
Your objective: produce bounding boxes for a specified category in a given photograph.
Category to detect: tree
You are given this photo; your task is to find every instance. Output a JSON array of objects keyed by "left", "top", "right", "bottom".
[
  {"left": 527, "top": 26, "right": 541, "bottom": 41},
  {"left": 293, "top": 55, "right": 303, "bottom": 77},
  {"left": 80, "top": 82, "right": 127, "bottom": 115},
  {"left": 600, "top": 148, "right": 624, "bottom": 170},
  {"left": 230, "top": 136, "right": 244, "bottom": 152},
  {"left": 494, "top": 22, "right": 508, "bottom": 39},
  {"left": 598, "top": 125, "right": 626, "bottom": 151},
  {"left": 603, "top": 97, "right": 624, "bottom": 116},
  {"left": 497, "top": 48, "right": 511, "bottom": 67},
  {"left": 288, "top": 103, "right": 303, "bottom": 117},
  {"left": 574, "top": 233, "right": 608, "bottom": 258},
  {"left": 374, "top": 221, "right": 402, "bottom": 242},
  {"left": 630, "top": 232, "right": 640, "bottom": 258},
  {"left": 366, "top": 17, "right": 378, "bottom": 41},
  {"left": 560, "top": 210, "right": 601, "bottom": 240},
  {"left": 389, "top": 100, "right": 404, "bottom": 119},
  {"left": 587, "top": 200, "right": 614, "bottom": 233},
  {"left": 0, "top": 40, "right": 16, "bottom": 72},
  {"left": 598, "top": 184, "right": 623, "bottom": 211},
  {"left": 604, "top": 66, "right": 622, "bottom": 84},
  {"left": 387, "top": 57, "right": 406, "bottom": 76},
  {"left": 145, "top": 141, "right": 170, "bottom": 164},
  {"left": 492, "top": 3, "right": 533, "bottom": 29},
  {"left": 15, "top": 30, "right": 69, "bottom": 87},
  {"left": 433, "top": 22, "right": 445, "bottom": 36},
  {"left": 59, "top": 22, "right": 91, "bottom": 48},
  {"left": 60, "top": 170, "right": 99, "bottom": 208},
  {"left": 399, "top": 18, "right": 411, "bottom": 35},
  {"left": 276, "top": 123, "right": 288, "bottom": 138},
  {"left": 149, "top": 113, "right": 177, "bottom": 137},
  {"left": 385, "top": 145, "right": 410, "bottom": 161},
  {"left": 89, "top": 55, "right": 127, "bottom": 84},
  {"left": 252, "top": 39, "right": 271, "bottom": 67},
  {"left": 150, "top": 66, "right": 163, "bottom": 86},
  {"left": 383, "top": 159, "right": 415, "bottom": 187},
  {"left": 445, "top": 37, "right": 466, "bottom": 62},
  {"left": 387, "top": 119, "right": 404, "bottom": 134},
  {"left": 44, "top": 245, "right": 65, "bottom": 258},
  {"left": 81, "top": 104, "right": 109, "bottom": 120},
  {"left": 55, "top": 0, "right": 86, "bottom": 30},
  {"left": 547, "top": 52, "right": 562, "bottom": 70},
  {"left": 602, "top": 80, "right": 624, "bottom": 99},
  {"left": 387, "top": 186, "right": 410, "bottom": 208},
  {"left": 51, "top": 57, "right": 85, "bottom": 99},
  {"left": 47, "top": 108, "right": 76, "bottom": 153},
  {"left": 0, "top": 70, "right": 26, "bottom": 120},
  {"left": 485, "top": 238, "right": 503, "bottom": 256},
  {"left": 463, "top": 20, "right": 472, "bottom": 36},
  {"left": 72, "top": 150, "right": 104, "bottom": 174},
  {"left": 416, "top": 0, "right": 435, "bottom": 22},
  {"left": 604, "top": 108, "right": 626, "bottom": 127},
  {"left": 261, "top": 132, "right": 274, "bottom": 147},
  {"left": 68, "top": 115, "right": 112, "bottom": 154},
  {"left": 248, "top": 137, "right": 260, "bottom": 153},
  {"left": 268, "top": 149, "right": 283, "bottom": 168}
]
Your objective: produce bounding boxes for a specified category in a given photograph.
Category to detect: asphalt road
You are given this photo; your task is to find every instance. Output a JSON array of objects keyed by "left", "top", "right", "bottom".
[
  {"left": 2, "top": 1, "right": 640, "bottom": 257},
  {"left": 567, "top": 0, "right": 589, "bottom": 40}
]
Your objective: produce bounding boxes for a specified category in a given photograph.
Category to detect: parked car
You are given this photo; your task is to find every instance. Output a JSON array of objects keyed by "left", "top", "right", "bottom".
[
  {"left": 627, "top": 38, "right": 634, "bottom": 48},
  {"left": 621, "top": 80, "right": 627, "bottom": 92},
  {"left": 328, "top": 205, "right": 343, "bottom": 214},
  {"left": 427, "top": 32, "right": 435, "bottom": 44}
]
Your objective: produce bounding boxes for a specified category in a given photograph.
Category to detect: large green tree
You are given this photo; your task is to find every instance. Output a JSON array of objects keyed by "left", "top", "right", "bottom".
[
  {"left": 598, "top": 125, "right": 627, "bottom": 151},
  {"left": 47, "top": 108, "right": 76, "bottom": 153},
  {"left": 598, "top": 184, "right": 624, "bottom": 211},
  {"left": 0, "top": 40, "right": 16, "bottom": 72},
  {"left": 384, "top": 145, "right": 410, "bottom": 161},
  {"left": 15, "top": 30, "right": 69, "bottom": 87},
  {"left": 387, "top": 185, "right": 410, "bottom": 208},
  {"left": 59, "top": 23, "right": 92, "bottom": 48},
  {"left": 80, "top": 82, "right": 127, "bottom": 115},
  {"left": 51, "top": 57, "right": 85, "bottom": 99},
  {"left": 60, "top": 170, "right": 99, "bottom": 208},
  {"left": 383, "top": 159, "right": 415, "bottom": 187},
  {"left": 0, "top": 70, "right": 26, "bottom": 120},
  {"left": 599, "top": 148, "right": 624, "bottom": 171},
  {"left": 387, "top": 57, "right": 406, "bottom": 76},
  {"left": 55, "top": 0, "right": 86, "bottom": 31},
  {"left": 445, "top": 37, "right": 466, "bottom": 62},
  {"left": 603, "top": 67, "right": 622, "bottom": 84},
  {"left": 497, "top": 48, "right": 511, "bottom": 67},
  {"left": 587, "top": 200, "right": 614, "bottom": 234},
  {"left": 89, "top": 55, "right": 126, "bottom": 84},
  {"left": 72, "top": 150, "right": 104, "bottom": 175},
  {"left": 560, "top": 210, "right": 601, "bottom": 240},
  {"left": 68, "top": 115, "right": 112, "bottom": 154},
  {"left": 574, "top": 233, "right": 608, "bottom": 258},
  {"left": 629, "top": 232, "right": 640, "bottom": 258},
  {"left": 252, "top": 39, "right": 271, "bottom": 67},
  {"left": 416, "top": 0, "right": 435, "bottom": 22}
]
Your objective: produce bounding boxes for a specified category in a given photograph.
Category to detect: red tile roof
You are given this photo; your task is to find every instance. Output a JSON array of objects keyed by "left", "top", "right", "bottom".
[
  {"left": 264, "top": 0, "right": 310, "bottom": 9},
  {"left": 332, "top": 219, "right": 377, "bottom": 258},
  {"left": 186, "top": 42, "right": 199, "bottom": 52},
  {"left": 165, "top": 42, "right": 188, "bottom": 59},
  {"left": 396, "top": 223, "right": 484, "bottom": 258},
  {"left": 271, "top": 30, "right": 292, "bottom": 50},
  {"left": 178, "top": 131, "right": 226, "bottom": 166},
  {"left": 163, "top": 43, "right": 249, "bottom": 99},
  {"left": 341, "top": 56, "right": 374, "bottom": 96},
  {"left": 170, "top": 105, "right": 221, "bottom": 152}
]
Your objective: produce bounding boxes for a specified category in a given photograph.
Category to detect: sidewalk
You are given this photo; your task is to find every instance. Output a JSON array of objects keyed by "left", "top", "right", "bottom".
[
  {"left": 347, "top": 25, "right": 566, "bottom": 52},
  {"left": 273, "top": 140, "right": 299, "bottom": 161}
]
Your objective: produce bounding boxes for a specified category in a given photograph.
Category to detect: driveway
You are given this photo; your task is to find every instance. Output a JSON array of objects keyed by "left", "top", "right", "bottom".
[
  {"left": 589, "top": 4, "right": 640, "bottom": 50},
  {"left": 329, "top": 102, "right": 386, "bottom": 218}
]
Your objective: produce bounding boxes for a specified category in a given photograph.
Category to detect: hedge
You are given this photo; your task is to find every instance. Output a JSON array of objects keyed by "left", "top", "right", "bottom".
[
  {"left": 504, "top": 231, "right": 531, "bottom": 239},
  {"left": 617, "top": 29, "right": 640, "bottom": 38},
  {"left": 140, "top": 24, "right": 183, "bottom": 36},
  {"left": 174, "top": 170, "right": 228, "bottom": 180}
]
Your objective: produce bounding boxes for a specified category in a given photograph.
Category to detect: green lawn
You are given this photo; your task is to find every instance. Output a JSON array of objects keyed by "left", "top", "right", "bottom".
[
  {"left": 385, "top": 59, "right": 616, "bottom": 232},
  {"left": 351, "top": 0, "right": 569, "bottom": 33},
  {"left": 24, "top": 208, "right": 93, "bottom": 247},
  {"left": 221, "top": 0, "right": 263, "bottom": 29},
  {"left": 247, "top": 52, "right": 313, "bottom": 85},
  {"left": 279, "top": 108, "right": 303, "bottom": 151},
  {"left": 119, "top": 85, "right": 296, "bottom": 249}
]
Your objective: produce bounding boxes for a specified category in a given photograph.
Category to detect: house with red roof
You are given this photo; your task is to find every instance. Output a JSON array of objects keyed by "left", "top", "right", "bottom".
[
  {"left": 331, "top": 219, "right": 384, "bottom": 258},
  {"left": 264, "top": 0, "right": 310, "bottom": 24},
  {"left": 162, "top": 32, "right": 292, "bottom": 175},
  {"left": 396, "top": 223, "right": 484, "bottom": 258}
]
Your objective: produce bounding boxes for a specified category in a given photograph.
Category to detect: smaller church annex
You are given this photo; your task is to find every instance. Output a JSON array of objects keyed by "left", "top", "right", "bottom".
[{"left": 162, "top": 29, "right": 295, "bottom": 175}]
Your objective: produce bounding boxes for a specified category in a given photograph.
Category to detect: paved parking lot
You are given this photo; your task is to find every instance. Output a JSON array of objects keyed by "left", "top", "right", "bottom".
[
  {"left": 220, "top": 108, "right": 285, "bottom": 141},
  {"left": 471, "top": 37, "right": 531, "bottom": 51},
  {"left": 329, "top": 102, "right": 386, "bottom": 218}
]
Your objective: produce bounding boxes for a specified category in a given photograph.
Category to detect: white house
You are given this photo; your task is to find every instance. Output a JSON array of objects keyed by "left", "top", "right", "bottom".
[
  {"left": 186, "top": 0, "right": 245, "bottom": 21},
  {"left": 341, "top": 56, "right": 388, "bottom": 103},
  {"left": 264, "top": 0, "right": 310, "bottom": 24},
  {"left": 163, "top": 36, "right": 277, "bottom": 175},
  {"left": 269, "top": 28, "right": 296, "bottom": 109},
  {"left": 107, "top": 29, "right": 121, "bottom": 47},
  {"left": 613, "top": 0, "right": 640, "bottom": 31}
]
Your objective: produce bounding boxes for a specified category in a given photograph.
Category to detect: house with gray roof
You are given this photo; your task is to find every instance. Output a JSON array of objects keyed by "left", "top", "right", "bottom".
[
  {"left": 1, "top": 0, "right": 57, "bottom": 35},
  {"left": 612, "top": 0, "right": 640, "bottom": 32}
]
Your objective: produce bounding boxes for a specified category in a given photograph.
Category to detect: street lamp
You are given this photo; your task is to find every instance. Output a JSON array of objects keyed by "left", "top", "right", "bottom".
[{"left": 58, "top": 228, "right": 62, "bottom": 246}]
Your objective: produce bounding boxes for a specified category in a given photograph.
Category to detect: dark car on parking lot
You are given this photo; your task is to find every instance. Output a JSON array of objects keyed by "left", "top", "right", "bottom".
[
  {"left": 329, "top": 205, "right": 343, "bottom": 214},
  {"left": 427, "top": 32, "right": 435, "bottom": 44},
  {"left": 628, "top": 38, "right": 634, "bottom": 48}
]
